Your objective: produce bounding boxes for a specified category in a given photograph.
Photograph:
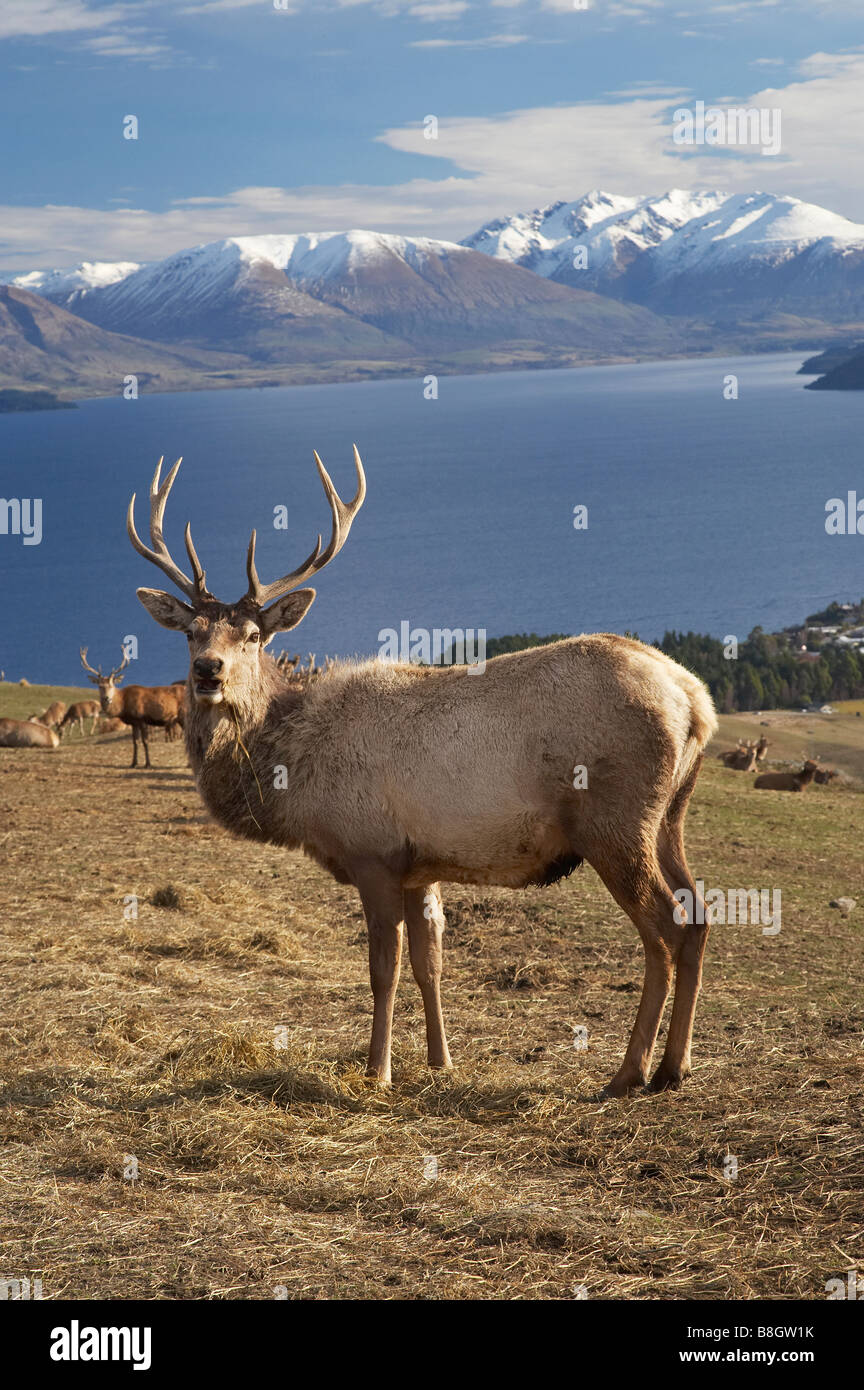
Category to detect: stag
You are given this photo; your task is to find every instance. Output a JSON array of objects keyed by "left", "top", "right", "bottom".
[
  {"left": 80, "top": 649, "right": 186, "bottom": 768},
  {"left": 128, "top": 451, "right": 718, "bottom": 1097},
  {"left": 754, "top": 759, "right": 819, "bottom": 792}
]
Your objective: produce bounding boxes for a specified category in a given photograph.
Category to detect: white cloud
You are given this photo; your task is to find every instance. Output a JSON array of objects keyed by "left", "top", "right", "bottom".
[
  {"left": 411, "top": 33, "right": 530, "bottom": 46},
  {"left": 0, "top": 1, "right": 130, "bottom": 40},
  {"left": 409, "top": 1, "right": 469, "bottom": 16},
  {"left": 3, "top": 47, "right": 864, "bottom": 267},
  {"left": 83, "top": 32, "right": 172, "bottom": 60}
]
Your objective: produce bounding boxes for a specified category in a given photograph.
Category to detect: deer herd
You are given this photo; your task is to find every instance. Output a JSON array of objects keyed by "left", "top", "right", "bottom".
[
  {"left": 0, "top": 446, "right": 849, "bottom": 1098},
  {"left": 715, "top": 735, "right": 837, "bottom": 791}
]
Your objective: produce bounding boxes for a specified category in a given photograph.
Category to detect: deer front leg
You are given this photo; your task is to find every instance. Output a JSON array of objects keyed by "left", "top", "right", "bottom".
[
  {"left": 404, "top": 884, "right": 452, "bottom": 1070},
  {"left": 141, "top": 723, "right": 152, "bottom": 769},
  {"left": 356, "top": 865, "right": 405, "bottom": 1085}
]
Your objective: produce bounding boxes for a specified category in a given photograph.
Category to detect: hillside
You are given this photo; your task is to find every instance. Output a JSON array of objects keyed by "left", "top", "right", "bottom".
[
  {"left": 0, "top": 285, "right": 249, "bottom": 398},
  {"left": 1, "top": 677, "right": 861, "bottom": 1300},
  {"left": 5, "top": 231, "right": 681, "bottom": 365},
  {"left": 803, "top": 345, "right": 864, "bottom": 390}
]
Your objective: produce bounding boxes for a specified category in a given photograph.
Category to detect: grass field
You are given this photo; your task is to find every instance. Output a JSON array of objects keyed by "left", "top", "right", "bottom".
[{"left": 1, "top": 685, "right": 862, "bottom": 1300}]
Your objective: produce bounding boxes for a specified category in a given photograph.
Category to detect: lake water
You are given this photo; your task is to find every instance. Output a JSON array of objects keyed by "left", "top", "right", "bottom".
[{"left": 1, "top": 352, "right": 862, "bottom": 685}]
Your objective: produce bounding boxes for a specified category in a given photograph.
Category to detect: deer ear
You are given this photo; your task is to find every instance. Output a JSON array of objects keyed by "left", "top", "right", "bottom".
[
  {"left": 259, "top": 588, "right": 316, "bottom": 642},
  {"left": 136, "top": 588, "right": 195, "bottom": 631}
]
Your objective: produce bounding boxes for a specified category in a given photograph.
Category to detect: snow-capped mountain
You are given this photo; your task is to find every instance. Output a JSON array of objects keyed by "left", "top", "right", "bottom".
[
  {"left": 463, "top": 190, "right": 864, "bottom": 319},
  {"left": 8, "top": 229, "right": 678, "bottom": 361},
  {"left": 9, "top": 259, "right": 142, "bottom": 305}
]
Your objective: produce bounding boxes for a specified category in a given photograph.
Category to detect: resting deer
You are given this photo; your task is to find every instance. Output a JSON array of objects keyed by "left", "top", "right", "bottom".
[
  {"left": 128, "top": 451, "right": 718, "bottom": 1097},
  {"left": 0, "top": 718, "right": 60, "bottom": 749},
  {"left": 718, "top": 740, "right": 757, "bottom": 771},
  {"left": 80, "top": 650, "right": 186, "bottom": 768},
  {"left": 813, "top": 767, "right": 838, "bottom": 784},
  {"left": 755, "top": 735, "right": 769, "bottom": 762},
  {"left": 754, "top": 759, "right": 819, "bottom": 792}
]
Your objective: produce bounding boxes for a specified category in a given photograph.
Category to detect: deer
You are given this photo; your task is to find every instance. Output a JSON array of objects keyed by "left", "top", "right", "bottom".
[
  {"left": 814, "top": 767, "right": 839, "bottom": 784},
  {"left": 79, "top": 650, "right": 186, "bottom": 768},
  {"left": 754, "top": 735, "right": 769, "bottom": 762},
  {"left": 0, "top": 718, "right": 60, "bottom": 749},
  {"left": 59, "top": 700, "right": 101, "bottom": 737},
  {"left": 127, "top": 450, "right": 718, "bottom": 1098},
  {"left": 718, "top": 741, "right": 757, "bottom": 770},
  {"left": 94, "top": 715, "right": 127, "bottom": 735},
  {"left": 754, "top": 759, "right": 819, "bottom": 792},
  {"left": 40, "top": 700, "right": 68, "bottom": 729}
]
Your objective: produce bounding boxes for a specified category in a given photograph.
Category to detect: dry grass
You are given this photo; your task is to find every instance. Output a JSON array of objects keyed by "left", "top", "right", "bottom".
[{"left": 0, "top": 691, "right": 862, "bottom": 1300}]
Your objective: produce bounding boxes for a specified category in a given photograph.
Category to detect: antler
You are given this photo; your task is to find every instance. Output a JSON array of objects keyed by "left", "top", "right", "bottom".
[
  {"left": 80, "top": 647, "right": 101, "bottom": 677},
  {"left": 245, "top": 445, "right": 366, "bottom": 607},
  {"left": 127, "top": 457, "right": 210, "bottom": 603},
  {"left": 110, "top": 649, "right": 130, "bottom": 682}
]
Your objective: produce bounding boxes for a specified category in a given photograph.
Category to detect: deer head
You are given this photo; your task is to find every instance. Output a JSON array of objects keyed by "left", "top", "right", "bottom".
[
  {"left": 80, "top": 647, "right": 129, "bottom": 712},
  {"left": 127, "top": 449, "right": 365, "bottom": 709}
]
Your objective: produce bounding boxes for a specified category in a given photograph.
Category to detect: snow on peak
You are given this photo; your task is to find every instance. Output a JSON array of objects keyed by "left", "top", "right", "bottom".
[
  {"left": 5, "top": 260, "right": 141, "bottom": 298},
  {"left": 462, "top": 189, "right": 864, "bottom": 281}
]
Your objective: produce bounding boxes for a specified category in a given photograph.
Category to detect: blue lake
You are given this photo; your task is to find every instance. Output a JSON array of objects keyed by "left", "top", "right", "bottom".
[{"left": 1, "top": 352, "right": 862, "bottom": 685}]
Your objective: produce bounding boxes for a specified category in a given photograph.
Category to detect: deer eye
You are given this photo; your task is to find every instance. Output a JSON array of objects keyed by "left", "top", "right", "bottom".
[{"left": 247, "top": 630, "right": 260, "bottom": 644}]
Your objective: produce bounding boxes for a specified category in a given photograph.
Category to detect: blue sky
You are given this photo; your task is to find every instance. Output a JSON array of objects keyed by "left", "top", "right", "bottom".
[{"left": 1, "top": 0, "right": 863, "bottom": 268}]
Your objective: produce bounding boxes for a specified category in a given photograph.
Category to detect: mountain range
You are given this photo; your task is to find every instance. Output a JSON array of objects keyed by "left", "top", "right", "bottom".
[
  {"left": 4, "top": 189, "right": 864, "bottom": 403},
  {"left": 463, "top": 189, "right": 864, "bottom": 322}
]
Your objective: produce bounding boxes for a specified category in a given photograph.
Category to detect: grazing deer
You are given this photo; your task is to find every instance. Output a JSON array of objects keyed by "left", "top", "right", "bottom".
[
  {"left": 59, "top": 700, "right": 101, "bottom": 737},
  {"left": 80, "top": 650, "right": 186, "bottom": 769},
  {"left": 754, "top": 759, "right": 819, "bottom": 792},
  {"left": 40, "top": 701, "right": 68, "bottom": 729},
  {"left": 0, "top": 718, "right": 59, "bottom": 749},
  {"left": 128, "top": 451, "right": 718, "bottom": 1097}
]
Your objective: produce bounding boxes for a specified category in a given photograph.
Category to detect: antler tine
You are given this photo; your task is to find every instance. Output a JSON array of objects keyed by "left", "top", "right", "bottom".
[
  {"left": 127, "top": 457, "right": 208, "bottom": 602},
  {"left": 245, "top": 446, "right": 366, "bottom": 607},
  {"left": 245, "top": 529, "right": 324, "bottom": 607},
  {"left": 80, "top": 646, "right": 101, "bottom": 677},
  {"left": 110, "top": 648, "right": 130, "bottom": 682},
  {"left": 184, "top": 522, "right": 207, "bottom": 595}
]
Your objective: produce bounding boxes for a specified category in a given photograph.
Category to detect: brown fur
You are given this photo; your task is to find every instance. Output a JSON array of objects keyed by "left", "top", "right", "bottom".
[
  {"left": 0, "top": 718, "right": 59, "bottom": 749},
  {"left": 129, "top": 450, "right": 718, "bottom": 1097},
  {"left": 81, "top": 651, "right": 187, "bottom": 768},
  {"left": 754, "top": 759, "right": 819, "bottom": 791},
  {"left": 59, "top": 701, "right": 100, "bottom": 737}
]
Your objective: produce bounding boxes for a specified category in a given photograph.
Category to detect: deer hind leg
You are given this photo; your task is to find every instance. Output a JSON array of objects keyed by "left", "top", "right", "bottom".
[
  {"left": 130, "top": 724, "right": 139, "bottom": 767},
  {"left": 590, "top": 846, "right": 684, "bottom": 1097},
  {"left": 651, "top": 763, "right": 710, "bottom": 1091},
  {"left": 404, "top": 884, "right": 452, "bottom": 1071},
  {"left": 141, "top": 723, "right": 152, "bottom": 769},
  {"left": 356, "top": 864, "right": 405, "bottom": 1085}
]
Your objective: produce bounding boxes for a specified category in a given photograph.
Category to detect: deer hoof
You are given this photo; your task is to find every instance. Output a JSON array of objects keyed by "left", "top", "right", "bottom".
[
  {"left": 646, "top": 1065, "right": 689, "bottom": 1093},
  {"left": 599, "top": 1072, "right": 647, "bottom": 1099}
]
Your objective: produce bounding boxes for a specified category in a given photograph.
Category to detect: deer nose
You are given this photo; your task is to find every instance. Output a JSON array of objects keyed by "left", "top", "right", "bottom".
[{"left": 193, "top": 657, "right": 223, "bottom": 678}]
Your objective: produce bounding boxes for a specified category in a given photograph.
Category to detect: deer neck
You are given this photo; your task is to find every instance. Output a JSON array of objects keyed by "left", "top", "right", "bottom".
[{"left": 184, "top": 664, "right": 306, "bottom": 845}]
